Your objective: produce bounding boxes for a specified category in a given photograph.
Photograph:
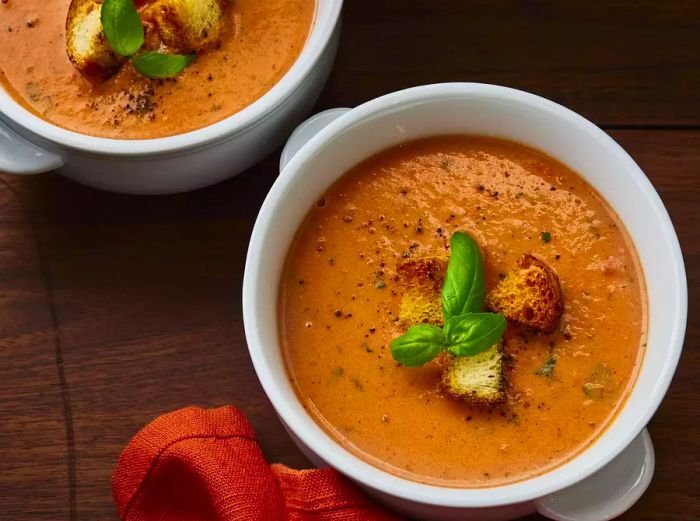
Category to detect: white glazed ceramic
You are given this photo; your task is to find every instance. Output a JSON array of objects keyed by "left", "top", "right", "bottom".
[
  {"left": 243, "top": 83, "right": 687, "bottom": 521},
  {"left": 0, "top": 1, "right": 343, "bottom": 194}
]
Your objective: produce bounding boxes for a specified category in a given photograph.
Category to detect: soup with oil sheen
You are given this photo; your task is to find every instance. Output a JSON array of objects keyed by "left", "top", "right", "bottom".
[{"left": 280, "top": 135, "right": 646, "bottom": 487}]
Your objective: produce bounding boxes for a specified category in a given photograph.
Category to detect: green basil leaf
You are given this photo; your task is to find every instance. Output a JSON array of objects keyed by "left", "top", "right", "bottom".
[
  {"left": 132, "top": 52, "right": 196, "bottom": 79},
  {"left": 390, "top": 324, "right": 445, "bottom": 367},
  {"left": 444, "top": 312, "right": 506, "bottom": 357},
  {"left": 101, "top": 0, "right": 145, "bottom": 57},
  {"left": 441, "top": 231, "right": 486, "bottom": 320}
]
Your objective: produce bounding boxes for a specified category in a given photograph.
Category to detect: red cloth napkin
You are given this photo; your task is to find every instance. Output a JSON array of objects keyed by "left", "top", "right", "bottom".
[{"left": 113, "top": 406, "right": 402, "bottom": 521}]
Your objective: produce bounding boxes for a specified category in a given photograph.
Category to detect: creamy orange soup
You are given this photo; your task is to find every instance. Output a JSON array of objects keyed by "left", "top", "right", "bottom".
[
  {"left": 280, "top": 136, "right": 646, "bottom": 487},
  {"left": 0, "top": 0, "right": 314, "bottom": 139}
]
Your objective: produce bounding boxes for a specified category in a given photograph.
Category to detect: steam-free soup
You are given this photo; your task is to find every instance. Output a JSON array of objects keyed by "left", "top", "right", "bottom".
[
  {"left": 280, "top": 136, "right": 646, "bottom": 487},
  {"left": 0, "top": 0, "right": 314, "bottom": 139}
]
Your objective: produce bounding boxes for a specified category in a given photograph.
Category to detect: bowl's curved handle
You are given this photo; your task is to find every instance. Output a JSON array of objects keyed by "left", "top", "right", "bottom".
[
  {"left": 279, "top": 108, "right": 351, "bottom": 172},
  {"left": 535, "top": 429, "right": 655, "bottom": 521},
  {"left": 0, "top": 119, "right": 64, "bottom": 174}
]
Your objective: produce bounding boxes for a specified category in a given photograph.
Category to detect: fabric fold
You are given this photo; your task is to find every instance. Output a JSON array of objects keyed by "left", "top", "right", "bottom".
[{"left": 112, "top": 406, "right": 401, "bottom": 521}]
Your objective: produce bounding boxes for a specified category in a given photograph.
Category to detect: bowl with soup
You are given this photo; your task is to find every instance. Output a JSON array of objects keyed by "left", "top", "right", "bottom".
[
  {"left": 0, "top": 0, "right": 342, "bottom": 194},
  {"left": 243, "top": 83, "right": 687, "bottom": 520}
]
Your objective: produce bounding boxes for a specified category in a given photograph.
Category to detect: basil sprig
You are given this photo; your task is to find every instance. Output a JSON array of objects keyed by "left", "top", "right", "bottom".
[
  {"left": 101, "top": 0, "right": 196, "bottom": 78},
  {"left": 391, "top": 232, "right": 506, "bottom": 366}
]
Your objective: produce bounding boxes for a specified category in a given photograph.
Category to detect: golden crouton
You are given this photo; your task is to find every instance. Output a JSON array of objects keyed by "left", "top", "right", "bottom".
[
  {"left": 487, "top": 254, "right": 563, "bottom": 334},
  {"left": 396, "top": 256, "right": 447, "bottom": 326},
  {"left": 440, "top": 343, "right": 506, "bottom": 405},
  {"left": 66, "top": 0, "right": 126, "bottom": 80},
  {"left": 141, "top": 0, "right": 226, "bottom": 53}
]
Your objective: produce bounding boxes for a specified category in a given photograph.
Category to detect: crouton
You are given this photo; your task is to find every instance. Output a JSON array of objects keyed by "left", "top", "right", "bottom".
[
  {"left": 66, "top": 0, "right": 126, "bottom": 80},
  {"left": 141, "top": 0, "right": 225, "bottom": 53},
  {"left": 487, "top": 254, "right": 563, "bottom": 334},
  {"left": 440, "top": 343, "right": 506, "bottom": 405},
  {"left": 396, "top": 256, "right": 447, "bottom": 326}
]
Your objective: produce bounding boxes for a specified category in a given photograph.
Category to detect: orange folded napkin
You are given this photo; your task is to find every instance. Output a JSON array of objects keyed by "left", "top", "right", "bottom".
[{"left": 113, "top": 406, "right": 402, "bottom": 521}]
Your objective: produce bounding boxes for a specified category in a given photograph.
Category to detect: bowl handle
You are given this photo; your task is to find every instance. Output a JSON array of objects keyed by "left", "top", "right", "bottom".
[
  {"left": 535, "top": 429, "right": 655, "bottom": 521},
  {"left": 0, "top": 119, "right": 64, "bottom": 174},
  {"left": 279, "top": 108, "right": 351, "bottom": 171}
]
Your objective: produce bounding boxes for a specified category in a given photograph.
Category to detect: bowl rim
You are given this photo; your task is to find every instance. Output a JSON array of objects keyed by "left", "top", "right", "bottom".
[
  {"left": 242, "top": 82, "right": 687, "bottom": 508},
  {"left": 0, "top": 0, "right": 343, "bottom": 156}
]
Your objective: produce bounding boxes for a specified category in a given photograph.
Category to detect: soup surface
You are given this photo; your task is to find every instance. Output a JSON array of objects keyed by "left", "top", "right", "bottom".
[
  {"left": 0, "top": 0, "right": 314, "bottom": 139},
  {"left": 280, "top": 136, "right": 646, "bottom": 487}
]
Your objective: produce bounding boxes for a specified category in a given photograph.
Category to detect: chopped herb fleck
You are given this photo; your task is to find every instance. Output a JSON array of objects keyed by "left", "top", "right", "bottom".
[
  {"left": 374, "top": 280, "right": 387, "bottom": 289},
  {"left": 583, "top": 382, "right": 604, "bottom": 397},
  {"left": 351, "top": 376, "right": 365, "bottom": 391},
  {"left": 541, "top": 231, "right": 552, "bottom": 243},
  {"left": 26, "top": 82, "right": 41, "bottom": 102},
  {"left": 331, "top": 367, "right": 344, "bottom": 377},
  {"left": 583, "top": 363, "right": 612, "bottom": 398},
  {"left": 535, "top": 355, "right": 558, "bottom": 377}
]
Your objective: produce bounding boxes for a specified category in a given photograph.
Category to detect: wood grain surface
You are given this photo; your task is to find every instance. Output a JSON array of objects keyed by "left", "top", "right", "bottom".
[{"left": 0, "top": 1, "right": 698, "bottom": 520}]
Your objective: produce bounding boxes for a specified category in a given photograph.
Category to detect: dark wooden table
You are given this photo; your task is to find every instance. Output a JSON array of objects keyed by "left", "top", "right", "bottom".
[{"left": 1, "top": 1, "right": 698, "bottom": 520}]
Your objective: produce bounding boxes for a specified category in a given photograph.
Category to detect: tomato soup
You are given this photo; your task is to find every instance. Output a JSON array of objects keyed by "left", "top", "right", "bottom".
[
  {"left": 280, "top": 136, "right": 646, "bottom": 487},
  {"left": 0, "top": 0, "right": 314, "bottom": 139}
]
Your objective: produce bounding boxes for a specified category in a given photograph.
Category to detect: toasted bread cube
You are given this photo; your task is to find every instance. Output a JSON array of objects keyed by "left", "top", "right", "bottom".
[
  {"left": 487, "top": 254, "right": 563, "bottom": 334},
  {"left": 141, "top": 0, "right": 225, "bottom": 53},
  {"left": 441, "top": 343, "right": 506, "bottom": 405},
  {"left": 396, "top": 256, "right": 447, "bottom": 326},
  {"left": 66, "top": 0, "right": 126, "bottom": 80}
]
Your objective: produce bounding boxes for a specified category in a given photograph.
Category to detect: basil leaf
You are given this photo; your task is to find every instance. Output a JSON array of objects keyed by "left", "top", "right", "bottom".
[
  {"left": 132, "top": 52, "right": 196, "bottom": 79},
  {"left": 390, "top": 324, "right": 445, "bottom": 367},
  {"left": 441, "top": 231, "right": 486, "bottom": 320},
  {"left": 444, "top": 312, "right": 506, "bottom": 357},
  {"left": 101, "top": 0, "right": 145, "bottom": 56}
]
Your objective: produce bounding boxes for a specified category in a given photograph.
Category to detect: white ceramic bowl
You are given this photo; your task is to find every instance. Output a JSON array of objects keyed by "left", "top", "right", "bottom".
[
  {"left": 0, "top": 1, "right": 343, "bottom": 194},
  {"left": 243, "top": 83, "right": 687, "bottom": 521}
]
